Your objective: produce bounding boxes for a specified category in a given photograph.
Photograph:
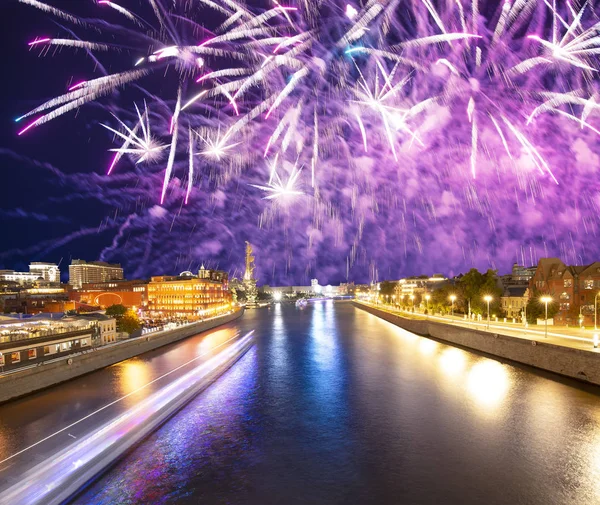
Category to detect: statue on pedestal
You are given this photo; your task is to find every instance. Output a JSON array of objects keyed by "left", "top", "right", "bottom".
[{"left": 243, "top": 241, "right": 258, "bottom": 304}]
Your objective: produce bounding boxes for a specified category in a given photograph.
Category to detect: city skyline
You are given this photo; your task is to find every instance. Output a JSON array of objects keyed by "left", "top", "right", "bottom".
[{"left": 3, "top": 2, "right": 600, "bottom": 505}]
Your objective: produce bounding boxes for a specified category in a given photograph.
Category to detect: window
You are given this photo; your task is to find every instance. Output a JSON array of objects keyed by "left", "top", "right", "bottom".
[
  {"left": 81, "top": 339, "right": 89, "bottom": 347},
  {"left": 28, "top": 349, "right": 37, "bottom": 360},
  {"left": 560, "top": 292, "right": 570, "bottom": 300},
  {"left": 560, "top": 303, "right": 570, "bottom": 311},
  {"left": 584, "top": 279, "right": 594, "bottom": 290},
  {"left": 11, "top": 352, "right": 21, "bottom": 363},
  {"left": 0, "top": 354, "right": 4, "bottom": 366},
  {"left": 44, "top": 345, "right": 56, "bottom": 355},
  {"left": 564, "top": 279, "right": 573, "bottom": 288}
]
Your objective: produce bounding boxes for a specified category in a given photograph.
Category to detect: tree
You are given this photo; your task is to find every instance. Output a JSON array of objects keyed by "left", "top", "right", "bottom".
[
  {"left": 105, "top": 304, "right": 127, "bottom": 318},
  {"left": 457, "top": 268, "right": 503, "bottom": 316},
  {"left": 526, "top": 291, "right": 558, "bottom": 324},
  {"left": 119, "top": 309, "right": 141, "bottom": 334},
  {"left": 430, "top": 285, "right": 457, "bottom": 314},
  {"left": 379, "top": 281, "right": 398, "bottom": 297},
  {"left": 105, "top": 304, "right": 140, "bottom": 334}
]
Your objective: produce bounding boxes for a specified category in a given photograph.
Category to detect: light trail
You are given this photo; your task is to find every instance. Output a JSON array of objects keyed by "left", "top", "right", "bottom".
[
  {"left": 0, "top": 330, "right": 252, "bottom": 467},
  {"left": 0, "top": 330, "right": 254, "bottom": 505}
]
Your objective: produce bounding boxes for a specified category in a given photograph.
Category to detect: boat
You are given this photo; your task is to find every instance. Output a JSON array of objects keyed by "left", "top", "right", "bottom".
[{"left": 295, "top": 299, "right": 308, "bottom": 308}]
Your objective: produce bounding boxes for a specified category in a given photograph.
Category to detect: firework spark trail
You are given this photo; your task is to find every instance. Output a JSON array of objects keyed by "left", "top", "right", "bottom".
[
  {"left": 161, "top": 88, "right": 182, "bottom": 204},
  {"left": 186, "top": 126, "right": 195, "bottom": 205},
  {"left": 98, "top": 1, "right": 144, "bottom": 26},
  {"left": 19, "top": 0, "right": 83, "bottom": 25},
  {"left": 28, "top": 38, "right": 112, "bottom": 51},
  {"left": 12, "top": 0, "right": 600, "bottom": 282}
]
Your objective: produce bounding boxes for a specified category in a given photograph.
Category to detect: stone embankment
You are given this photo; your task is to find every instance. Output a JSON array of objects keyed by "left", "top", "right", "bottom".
[
  {"left": 0, "top": 309, "right": 244, "bottom": 403},
  {"left": 354, "top": 302, "right": 600, "bottom": 386}
]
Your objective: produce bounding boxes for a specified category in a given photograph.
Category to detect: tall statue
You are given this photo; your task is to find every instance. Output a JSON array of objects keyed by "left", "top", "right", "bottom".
[
  {"left": 243, "top": 241, "right": 258, "bottom": 304},
  {"left": 244, "top": 241, "right": 255, "bottom": 281}
]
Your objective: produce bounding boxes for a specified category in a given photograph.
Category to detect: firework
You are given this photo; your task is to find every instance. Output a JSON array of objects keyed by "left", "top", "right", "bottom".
[{"left": 13, "top": 0, "right": 600, "bottom": 282}]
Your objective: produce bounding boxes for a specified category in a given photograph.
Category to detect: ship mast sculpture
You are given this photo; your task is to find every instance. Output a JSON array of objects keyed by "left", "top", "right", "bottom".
[{"left": 243, "top": 241, "right": 258, "bottom": 304}]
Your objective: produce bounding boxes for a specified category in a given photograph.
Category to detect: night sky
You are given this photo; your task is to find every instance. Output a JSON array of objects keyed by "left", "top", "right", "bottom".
[{"left": 2, "top": 0, "right": 600, "bottom": 285}]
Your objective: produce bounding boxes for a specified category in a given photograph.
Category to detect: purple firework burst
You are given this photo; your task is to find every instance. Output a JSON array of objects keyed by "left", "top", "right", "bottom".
[{"left": 12, "top": 0, "right": 600, "bottom": 283}]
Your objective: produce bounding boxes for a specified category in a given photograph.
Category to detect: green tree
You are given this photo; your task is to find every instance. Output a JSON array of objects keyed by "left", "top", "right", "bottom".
[
  {"left": 430, "top": 285, "right": 457, "bottom": 314},
  {"left": 119, "top": 309, "right": 141, "bottom": 334},
  {"left": 457, "top": 268, "right": 503, "bottom": 316},
  {"left": 525, "top": 291, "right": 558, "bottom": 324},
  {"left": 105, "top": 304, "right": 127, "bottom": 318},
  {"left": 379, "top": 281, "right": 398, "bottom": 297},
  {"left": 105, "top": 304, "right": 140, "bottom": 334}
]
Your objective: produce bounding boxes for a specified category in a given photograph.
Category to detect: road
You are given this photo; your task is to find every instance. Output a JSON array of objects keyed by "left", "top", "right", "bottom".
[{"left": 361, "top": 301, "right": 600, "bottom": 352}]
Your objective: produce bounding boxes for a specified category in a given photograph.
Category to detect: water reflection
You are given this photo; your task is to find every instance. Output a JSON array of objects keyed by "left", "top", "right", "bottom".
[
  {"left": 67, "top": 303, "right": 600, "bottom": 505},
  {"left": 439, "top": 347, "right": 467, "bottom": 379},
  {"left": 73, "top": 347, "right": 257, "bottom": 505},
  {"left": 118, "top": 360, "right": 151, "bottom": 395},
  {"left": 309, "top": 300, "right": 339, "bottom": 370},
  {"left": 418, "top": 338, "right": 438, "bottom": 356},
  {"left": 466, "top": 361, "right": 510, "bottom": 413}
]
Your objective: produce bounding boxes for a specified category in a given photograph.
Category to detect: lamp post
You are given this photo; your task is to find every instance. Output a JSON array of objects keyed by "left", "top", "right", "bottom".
[
  {"left": 425, "top": 294, "right": 431, "bottom": 317},
  {"left": 449, "top": 294, "right": 456, "bottom": 318},
  {"left": 410, "top": 294, "right": 415, "bottom": 312},
  {"left": 540, "top": 296, "right": 552, "bottom": 339},
  {"left": 484, "top": 295, "right": 493, "bottom": 330},
  {"left": 595, "top": 292, "right": 599, "bottom": 330}
]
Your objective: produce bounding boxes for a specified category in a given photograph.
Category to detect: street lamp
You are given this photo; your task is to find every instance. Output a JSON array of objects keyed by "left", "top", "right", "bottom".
[
  {"left": 483, "top": 295, "right": 493, "bottom": 329},
  {"left": 424, "top": 294, "right": 431, "bottom": 317},
  {"left": 449, "top": 294, "right": 457, "bottom": 318},
  {"left": 595, "top": 292, "right": 599, "bottom": 330},
  {"left": 540, "top": 295, "right": 552, "bottom": 339}
]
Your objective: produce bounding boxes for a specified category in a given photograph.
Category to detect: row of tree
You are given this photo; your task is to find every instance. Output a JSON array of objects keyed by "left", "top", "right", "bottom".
[{"left": 380, "top": 269, "right": 558, "bottom": 323}]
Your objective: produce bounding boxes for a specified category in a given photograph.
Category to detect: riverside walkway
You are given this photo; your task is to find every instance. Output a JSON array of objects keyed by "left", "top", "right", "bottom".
[{"left": 356, "top": 301, "right": 600, "bottom": 353}]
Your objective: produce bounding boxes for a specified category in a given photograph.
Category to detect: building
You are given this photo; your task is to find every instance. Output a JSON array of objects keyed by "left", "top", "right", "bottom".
[
  {"left": 69, "top": 260, "right": 124, "bottom": 289},
  {"left": 0, "top": 262, "right": 60, "bottom": 287},
  {"left": 29, "top": 262, "right": 61, "bottom": 283},
  {"left": 69, "top": 279, "right": 148, "bottom": 309},
  {"left": 395, "top": 275, "right": 449, "bottom": 301},
  {"left": 0, "top": 313, "right": 116, "bottom": 371},
  {"left": 501, "top": 286, "right": 529, "bottom": 319},
  {"left": 511, "top": 263, "right": 537, "bottom": 282},
  {"left": 74, "top": 313, "right": 118, "bottom": 344},
  {"left": 1, "top": 284, "right": 73, "bottom": 315},
  {"left": 499, "top": 263, "right": 536, "bottom": 290},
  {"left": 530, "top": 258, "right": 600, "bottom": 326},
  {"left": 147, "top": 269, "right": 231, "bottom": 319}
]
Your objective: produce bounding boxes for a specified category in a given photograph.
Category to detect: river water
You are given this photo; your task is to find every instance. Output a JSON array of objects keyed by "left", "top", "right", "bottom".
[{"left": 62, "top": 301, "right": 600, "bottom": 504}]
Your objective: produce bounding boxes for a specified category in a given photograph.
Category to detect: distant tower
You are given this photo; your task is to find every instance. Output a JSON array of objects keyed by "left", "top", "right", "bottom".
[{"left": 243, "top": 241, "right": 258, "bottom": 304}]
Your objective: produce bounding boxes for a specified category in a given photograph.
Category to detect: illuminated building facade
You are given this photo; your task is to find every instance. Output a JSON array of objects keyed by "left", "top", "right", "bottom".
[
  {"left": 0, "top": 262, "right": 60, "bottom": 286},
  {"left": 530, "top": 258, "right": 600, "bottom": 326},
  {"left": 69, "top": 280, "right": 148, "bottom": 309},
  {"left": 69, "top": 260, "right": 124, "bottom": 289},
  {"left": 147, "top": 269, "right": 231, "bottom": 318}
]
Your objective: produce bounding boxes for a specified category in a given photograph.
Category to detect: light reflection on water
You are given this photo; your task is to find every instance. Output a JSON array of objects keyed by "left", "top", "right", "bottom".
[
  {"left": 466, "top": 360, "right": 510, "bottom": 413},
  {"left": 117, "top": 360, "right": 152, "bottom": 396},
  {"left": 72, "top": 303, "right": 600, "bottom": 505}
]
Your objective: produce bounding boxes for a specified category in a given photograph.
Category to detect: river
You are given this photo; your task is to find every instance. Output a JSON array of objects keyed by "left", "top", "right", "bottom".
[{"left": 5, "top": 301, "right": 600, "bottom": 504}]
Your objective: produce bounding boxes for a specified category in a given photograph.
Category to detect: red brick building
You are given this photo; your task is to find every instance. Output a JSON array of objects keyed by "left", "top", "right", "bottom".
[
  {"left": 530, "top": 258, "right": 600, "bottom": 326},
  {"left": 69, "top": 280, "right": 148, "bottom": 309}
]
